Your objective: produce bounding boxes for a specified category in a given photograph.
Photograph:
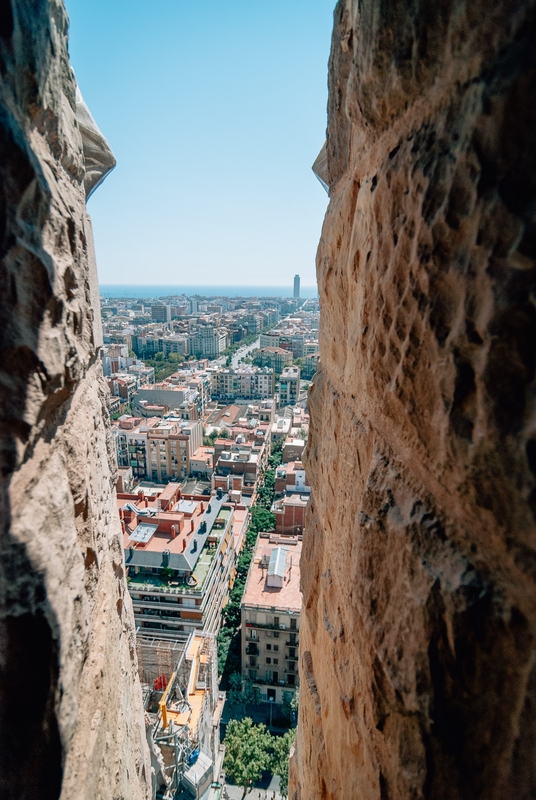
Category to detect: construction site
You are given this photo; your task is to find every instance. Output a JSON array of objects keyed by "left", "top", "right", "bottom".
[{"left": 137, "top": 632, "right": 226, "bottom": 799}]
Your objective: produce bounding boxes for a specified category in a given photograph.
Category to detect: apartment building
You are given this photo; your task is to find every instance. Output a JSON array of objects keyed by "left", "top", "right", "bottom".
[
  {"left": 107, "top": 373, "right": 139, "bottom": 405},
  {"left": 114, "top": 415, "right": 156, "bottom": 479},
  {"left": 113, "top": 415, "right": 203, "bottom": 482},
  {"left": 279, "top": 366, "right": 301, "bottom": 406},
  {"left": 259, "top": 332, "right": 280, "bottom": 348},
  {"left": 147, "top": 418, "right": 202, "bottom": 482},
  {"left": 121, "top": 483, "right": 249, "bottom": 641},
  {"left": 151, "top": 304, "right": 172, "bottom": 322},
  {"left": 273, "top": 460, "right": 311, "bottom": 535},
  {"left": 210, "top": 366, "right": 275, "bottom": 401},
  {"left": 241, "top": 538, "right": 302, "bottom": 703},
  {"left": 189, "top": 325, "right": 228, "bottom": 358},
  {"left": 168, "top": 367, "right": 212, "bottom": 416},
  {"left": 127, "top": 363, "right": 156, "bottom": 385},
  {"left": 302, "top": 352, "right": 320, "bottom": 379},
  {"left": 131, "top": 333, "right": 189, "bottom": 358},
  {"left": 243, "top": 313, "right": 264, "bottom": 334},
  {"left": 254, "top": 346, "right": 293, "bottom": 374},
  {"left": 133, "top": 384, "right": 190, "bottom": 413},
  {"left": 101, "top": 343, "right": 129, "bottom": 376}
]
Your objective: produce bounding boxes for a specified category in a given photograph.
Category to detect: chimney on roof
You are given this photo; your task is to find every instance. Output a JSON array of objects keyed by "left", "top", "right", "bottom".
[
  {"left": 190, "top": 519, "right": 195, "bottom": 533},
  {"left": 200, "top": 502, "right": 205, "bottom": 513},
  {"left": 171, "top": 525, "right": 176, "bottom": 539},
  {"left": 162, "top": 549, "right": 170, "bottom": 567},
  {"left": 138, "top": 490, "right": 144, "bottom": 504},
  {"left": 182, "top": 538, "right": 186, "bottom": 552}
]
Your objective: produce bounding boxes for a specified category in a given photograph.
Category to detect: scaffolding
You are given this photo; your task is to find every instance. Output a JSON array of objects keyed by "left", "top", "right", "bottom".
[
  {"left": 136, "top": 636, "right": 187, "bottom": 709},
  {"left": 152, "top": 631, "right": 220, "bottom": 799}
]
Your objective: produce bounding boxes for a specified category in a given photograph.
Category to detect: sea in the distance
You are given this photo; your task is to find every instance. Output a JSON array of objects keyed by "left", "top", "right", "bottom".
[{"left": 100, "top": 284, "right": 318, "bottom": 299}]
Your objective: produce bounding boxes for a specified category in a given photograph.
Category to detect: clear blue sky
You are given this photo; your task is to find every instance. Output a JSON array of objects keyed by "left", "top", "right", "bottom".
[{"left": 65, "top": 0, "right": 334, "bottom": 287}]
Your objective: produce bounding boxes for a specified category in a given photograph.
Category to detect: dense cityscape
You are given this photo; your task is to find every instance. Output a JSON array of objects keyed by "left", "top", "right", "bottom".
[{"left": 101, "top": 276, "right": 318, "bottom": 798}]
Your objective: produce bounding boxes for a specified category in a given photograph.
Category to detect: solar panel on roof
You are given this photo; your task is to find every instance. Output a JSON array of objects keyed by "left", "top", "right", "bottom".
[{"left": 268, "top": 547, "right": 288, "bottom": 578}]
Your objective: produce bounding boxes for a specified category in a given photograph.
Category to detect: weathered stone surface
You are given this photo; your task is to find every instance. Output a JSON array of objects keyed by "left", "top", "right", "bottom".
[
  {"left": 0, "top": 2, "right": 151, "bottom": 798},
  {"left": 292, "top": 0, "right": 536, "bottom": 798}
]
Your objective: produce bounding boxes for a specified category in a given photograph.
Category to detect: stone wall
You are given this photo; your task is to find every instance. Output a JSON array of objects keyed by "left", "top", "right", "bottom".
[
  {"left": 0, "top": 2, "right": 152, "bottom": 798},
  {"left": 292, "top": 0, "right": 536, "bottom": 798}
]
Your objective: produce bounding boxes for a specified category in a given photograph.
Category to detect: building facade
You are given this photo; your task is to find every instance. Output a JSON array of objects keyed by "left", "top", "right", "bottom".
[
  {"left": 210, "top": 367, "right": 275, "bottom": 401},
  {"left": 279, "top": 366, "right": 301, "bottom": 406},
  {"left": 122, "top": 484, "right": 249, "bottom": 641},
  {"left": 241, "top": 539, "right": 302, "bottom": 703},
  {"left": 189, "top": 326, "right": 228, "bottom": 358}
]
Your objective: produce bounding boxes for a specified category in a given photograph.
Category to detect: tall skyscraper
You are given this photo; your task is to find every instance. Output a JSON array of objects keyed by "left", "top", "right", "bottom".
[{"left": 293, "top": 274, "right": 300, "bottom": 299}]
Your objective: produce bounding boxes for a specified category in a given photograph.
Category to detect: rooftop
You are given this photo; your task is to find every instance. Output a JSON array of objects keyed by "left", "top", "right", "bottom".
[
  {"left": 242, "top": 538, "right": 302, "bottom": 612},
  {"left": 121, "top": 492, "right": 230, "bottom": 578}
]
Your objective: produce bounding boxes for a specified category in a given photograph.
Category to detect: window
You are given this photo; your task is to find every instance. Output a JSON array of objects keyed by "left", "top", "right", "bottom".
[
  {"left": 288, "top": 647, "right": 296, "bottom": 659},
  {"left": 265, "top": 630, "right": 272, "bottom": 638},
  {"left": 274, "top": 616, "right": 280, "bottom": 628},
  {"left": 249, "top": 670, "right": 257, "bottom": 680},
  {"left": 266, "top": 644, "right": 272, "bottom": 651},
  {"left": 266, "top": 657, "right": 271, "bottom": 665},
  {"left": 273, "top": 658, "right": 278, "bottom": 665},
  {"left": 274, "top": 645, "right": 279, "bottom": 652},
  {"left": 290, "top": 618, "right": 297, "bottom": 630},
  {"left": 289, "top": 633, "right": 297, "bottom": 645},
  {"left": 249, "top": 656, "right": 256, "bottom": 667},
  {"left": 288, "top": 674, "right": 295, "bottom": 686},
  {"left": 273, "top": 631, "right": 279, "bottom": 639}
]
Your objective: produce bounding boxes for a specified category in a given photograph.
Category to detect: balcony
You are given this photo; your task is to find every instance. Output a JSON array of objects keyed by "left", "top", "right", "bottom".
[
  {"left": 245, "top": 621, "right": 287, "bottom": 631},
  {"left": 127, "top": 572, "right": 203, "bottom": 596},
  {"left": 251, "top": 677, "right": 294, "bottom": 688},
  {"left": 246, "top": 643, "right": 259, "bottom": 656}
]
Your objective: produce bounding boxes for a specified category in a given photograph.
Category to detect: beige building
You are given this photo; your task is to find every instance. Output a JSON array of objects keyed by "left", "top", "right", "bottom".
[
  {"left": 210, "top": 366, "right": 275, "bottom": 401},
  {"left": 241, "top": 538, "right": 302, "bottom": 704},
  {"left": 147, "top": 417, "right": 202, "bottom": 482},
  {"left": 254, "top": 346, "right": 293, "bottom": 374},
  {"left": 279, "top": 366, "right": 301, "bottom": 406}
]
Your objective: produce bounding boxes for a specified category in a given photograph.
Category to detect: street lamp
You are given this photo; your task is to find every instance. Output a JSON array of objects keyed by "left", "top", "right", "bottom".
[{"left": 269, "top": 696, "right": 274, "bottom": 729}]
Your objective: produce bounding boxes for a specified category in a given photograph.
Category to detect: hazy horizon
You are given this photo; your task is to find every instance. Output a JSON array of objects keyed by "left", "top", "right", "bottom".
[{"left": 100, "top": 282, "right": 318, "bottom": 299}]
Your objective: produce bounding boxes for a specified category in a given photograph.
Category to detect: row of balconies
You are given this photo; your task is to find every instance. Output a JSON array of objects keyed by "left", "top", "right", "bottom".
[
  {"left": 245, "top": 620, "right": 298, "bottom": 631},
  {"left": 249, "top": 676, "right": 297, "bottom": 688},
  {"left": 246, "top": 655, "right": 298, "bottom": 670},
  {"left": 134, "top": 610, "right": 201, "bottom": 625}
]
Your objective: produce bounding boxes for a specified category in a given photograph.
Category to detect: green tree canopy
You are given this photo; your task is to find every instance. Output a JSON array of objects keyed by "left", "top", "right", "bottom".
[
  {"left": 223, "top": 718, "right": 272, "bottom": 795},
  {"left": 250, "top": 506, "right": 275, "bottom": 533},
  {"left": 227, "top": 673, "right": 260, "bottom": 714},
  {"left": 270, "top": 728, "right": 296, "bottom": 798}
]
